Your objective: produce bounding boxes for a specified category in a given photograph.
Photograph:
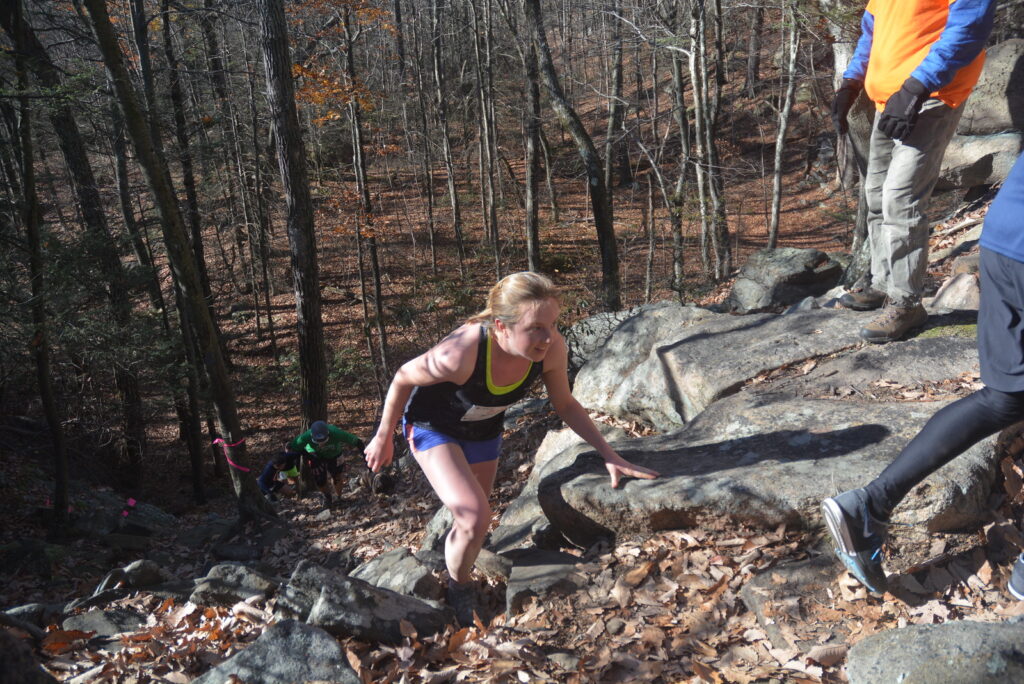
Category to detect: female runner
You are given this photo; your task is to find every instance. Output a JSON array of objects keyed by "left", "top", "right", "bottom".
[{"left": 364, "top": 272, "right": 659, "bottom": 623}]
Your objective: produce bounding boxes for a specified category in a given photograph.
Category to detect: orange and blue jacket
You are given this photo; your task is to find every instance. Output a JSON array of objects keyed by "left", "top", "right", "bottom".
[{"left": 843, "top": 0, "right": 995, "bottom": 110}]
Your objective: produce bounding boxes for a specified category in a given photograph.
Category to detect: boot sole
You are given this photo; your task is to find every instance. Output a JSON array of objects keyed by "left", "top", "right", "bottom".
[
  {"left": 860, "top": 321, "right": 927, "bottom": 344},
  {"left": 821, "top": 498, "right": 857, "bottom": 556},
  {"left": 839, "top": 298, "right": 885, "bottom": 311}
]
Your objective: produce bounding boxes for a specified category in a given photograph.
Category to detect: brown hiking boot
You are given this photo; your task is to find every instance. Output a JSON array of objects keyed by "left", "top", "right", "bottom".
[
  {"left": 859, "top": 303, "right": 928, "bottom": 344},
  {"left": 839, "top": 287, "right": 886, "bottom": 311}
]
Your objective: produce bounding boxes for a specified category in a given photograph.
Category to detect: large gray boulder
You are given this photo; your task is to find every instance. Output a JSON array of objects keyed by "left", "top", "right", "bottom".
[
  {"left": 489, "top": 425, "right": 627, "bottom": 554},
  {"left": 307, "top": 573, "right": 451, "bottom": 643},
  {"left": 957, "top": 39, "right": 1024, "bottom": 136},
  {"left": 532, "top": 393, "right": 999, "bottom": 549},
  {"left": 726, "top": 248, "right": 843, "bottom": 314},
  {"left": 563, "top": 306, "right": 644, "bottom": 377},
  {"left": 191, "top": 620, "right": 359, "bottom": 684},
  {"left": 937, "top": 131, "right": 1022, "bottom": 190},
  {"left": 572, "top": 303, "right": 715, "bottom": 430},
  {"left": 846, "top": 620, "right": 1024, "bottom": 683},
  {"left": 350, "top": 547, "right": 444, "bottom": 600},
  {"left": 577, "top": 306, "right": 877, "bottom": 432}
]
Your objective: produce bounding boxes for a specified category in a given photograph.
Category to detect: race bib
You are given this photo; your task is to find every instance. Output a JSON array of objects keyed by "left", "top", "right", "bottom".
[{"left": 460, "top": 404, "right": 509, "bottom": 422}]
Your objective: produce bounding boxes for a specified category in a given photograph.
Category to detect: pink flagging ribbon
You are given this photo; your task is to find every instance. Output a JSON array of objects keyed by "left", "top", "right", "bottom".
[{"left": 213, "top": 437, "right": 249, "bottom": 471}]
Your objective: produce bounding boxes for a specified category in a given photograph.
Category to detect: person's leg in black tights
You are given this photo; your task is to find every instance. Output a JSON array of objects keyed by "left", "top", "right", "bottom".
[{"left": 863, "top": 386, "right": 1024, "bottom": 520}]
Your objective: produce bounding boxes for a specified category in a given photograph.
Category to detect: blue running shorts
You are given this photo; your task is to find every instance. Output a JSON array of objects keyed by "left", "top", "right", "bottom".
[{"left": 403, "top": 421, "right": 502, "bottom": 464}]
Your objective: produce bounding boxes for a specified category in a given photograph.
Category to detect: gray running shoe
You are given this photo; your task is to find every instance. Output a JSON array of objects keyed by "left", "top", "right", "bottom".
[{"left": 821, "top": 488, "right": 889, "bottom": 593}]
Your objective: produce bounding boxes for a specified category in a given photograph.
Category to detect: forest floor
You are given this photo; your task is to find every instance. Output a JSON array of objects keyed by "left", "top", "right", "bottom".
[{"left": 5, "top": 88, "right": 1021, "bottom": 682}]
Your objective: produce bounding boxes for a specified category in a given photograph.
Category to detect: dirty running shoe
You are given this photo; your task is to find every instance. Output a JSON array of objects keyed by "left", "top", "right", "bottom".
[
  {"left": 1009, "top": 552, "right": 1024, "bottom": 601},
  {"left": 859, "top": 302, "right": 928, "bottom": 344},
  {"left": 264, "top": 491, "right": 279, "bottom": 504},
  {"left": 447, "top": 579, "right": 476, "bottom": 627},
  {"left": 821, "top": 488, "right": 889, "bottom": 593}
]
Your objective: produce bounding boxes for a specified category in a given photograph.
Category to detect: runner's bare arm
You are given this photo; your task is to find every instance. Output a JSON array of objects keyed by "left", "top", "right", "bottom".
[
  {"left": 365, "top": 325, "right": 479, "bottom": 472},
  {"left": 542, "top": 335, "right": 660, "bottom": 488}
]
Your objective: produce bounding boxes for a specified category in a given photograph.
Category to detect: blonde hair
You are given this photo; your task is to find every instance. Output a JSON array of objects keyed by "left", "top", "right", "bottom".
[{"left": 467, "top": 271, "right": 561, "bottom": 326}]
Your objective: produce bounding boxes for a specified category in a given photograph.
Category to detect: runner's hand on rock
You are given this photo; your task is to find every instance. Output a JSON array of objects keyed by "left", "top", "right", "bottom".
[{"left": 603, "top": 453, "right": 659, "bottom": 489}]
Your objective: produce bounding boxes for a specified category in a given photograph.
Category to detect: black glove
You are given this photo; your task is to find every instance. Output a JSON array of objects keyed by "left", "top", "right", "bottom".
[
  {"left": 831, "top": 78, "right": 863, "bottom": 135},
  {"left": 878, "top": 77, "right": 930, "bottom": 141}
]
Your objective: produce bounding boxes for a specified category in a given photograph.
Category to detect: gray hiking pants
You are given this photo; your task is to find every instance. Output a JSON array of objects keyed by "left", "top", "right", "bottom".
[{"left": 865, "top": 98, "right": 964, "bottom": 306}]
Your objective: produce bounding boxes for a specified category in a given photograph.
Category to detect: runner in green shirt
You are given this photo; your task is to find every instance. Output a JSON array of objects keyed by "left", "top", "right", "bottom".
[{"left": 287, "top": 420, "right": 365, "bottom": 507}]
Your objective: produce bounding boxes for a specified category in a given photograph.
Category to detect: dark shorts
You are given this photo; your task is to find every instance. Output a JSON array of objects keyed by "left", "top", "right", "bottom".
[
  {"left": 403, "top": 421, "right": 502, "bottom": 464},
  {"left": 979, "top": 247, "right": 1024, "bottom": 392},
  {"left": 306, "top": 456, "right": 343, "bottom": 487}
]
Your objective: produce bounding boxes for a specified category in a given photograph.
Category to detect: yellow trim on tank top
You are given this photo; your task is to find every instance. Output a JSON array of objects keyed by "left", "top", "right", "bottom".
[{"left": 485, "top": 332, "right": 530, "bottom": 395}]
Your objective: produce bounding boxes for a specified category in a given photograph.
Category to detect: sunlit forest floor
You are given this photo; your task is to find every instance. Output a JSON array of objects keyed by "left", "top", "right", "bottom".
[{"left": 5, "top": 80, "right": 1016, "bottom": 681}]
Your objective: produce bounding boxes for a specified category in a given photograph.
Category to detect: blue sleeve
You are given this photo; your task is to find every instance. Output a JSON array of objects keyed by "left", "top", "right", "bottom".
[
  {"left": 910, "top": 0, "right": 995, "bottom": 91},
  {"left": 842, "top": 10, "right": 874, "bottom": 82}
]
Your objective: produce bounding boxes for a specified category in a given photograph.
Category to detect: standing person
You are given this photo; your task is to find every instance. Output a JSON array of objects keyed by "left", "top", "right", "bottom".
[
  {"left": 363, "top": 272, "right": 659, "bottom": 624},
  {"left": 288, "top": 420, "right": 365, "bottom": 507},
  {"left": 832, "top": 0, "right": 995, "bottom": 343},
  {"left": 822, "top": 152, "right": 1024, "bottom": 595}
]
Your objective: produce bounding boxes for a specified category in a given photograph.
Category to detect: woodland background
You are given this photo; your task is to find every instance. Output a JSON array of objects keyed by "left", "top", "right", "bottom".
[{"left": 2, "top": 0, "right": 1024, "bottom": 540}]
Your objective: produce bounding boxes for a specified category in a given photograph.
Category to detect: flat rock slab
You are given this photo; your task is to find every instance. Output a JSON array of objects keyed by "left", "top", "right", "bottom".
[
  {"left": 576, "top": 306, "right": 876, "bottom": 431},
  {"left": 192, "top": 620, "right": 359, "bottom": 684},
  {"left": 847, "top": 619, "right": 1024, "bottom": 683},
  {"left": 62, "top": 607, "right": 145, "bottom": 638},
  {"left": 503, "top": 548, "right": 586, "bottom": 615},
  {"left": 190, "top": 563, "right": 278, "bottom": 606},
  {"left": 739, "top": 554, "right": 843, "bottom": 651},
  {"left": 307, "top": 573, "right": 451, "bottom": 644},
  {"left": 754, "top": 335, "right": 978, "bottom": 400},
  {"left": 350, "top": 547, "right": 444, "bottom": 600},
  {"left": 534, "top": 393, "right": 999, "bottom": 548}
]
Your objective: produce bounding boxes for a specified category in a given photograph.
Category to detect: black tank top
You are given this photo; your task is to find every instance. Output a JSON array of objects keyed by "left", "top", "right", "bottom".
[{"left": 404, "top": 325, "right": 544, "bottom": 440}]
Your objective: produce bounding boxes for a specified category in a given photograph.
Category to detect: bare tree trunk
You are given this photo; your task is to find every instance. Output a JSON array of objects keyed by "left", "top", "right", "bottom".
[
  {"left": 257, "top": 0, "right": 328, "bottom": 427},
  {"left": 524, "top": 41, "right": 542, "bottom": 272},
  {"left": 13, "top": 2, "right": 68, "bottom": 533},
  {"left": 525, "top": 0, "right": 621, "bottom": 310},
  {"left": 668, "top": 10, "right": 691, "bottom": 300},
  {"left": 199, "top": 0, "right": 245, "bottom": 289},
  {"left": 744, "top": 5, "right": 763, "bottom": 96},
  {"left": 411, "top": 11, "right": 438, "bottom": 273},
  {"left": 767, "top": 2, "right": 799, "bottom": 248},
  {"left": 603, "top": 0, "right": 630, "bottom": 194},
  {"left": 688, "top": 0, "right": 731, "bottom": 281},
  {"left": 431, "top": 0, "right": 467, "bottom": 274},
  {"left": 819, "top": 0, "right": 874, "bottom": 285},
  {"left": 83, "top": 0, "right": 269, "bottom": 516},
  {"left": 355, "top": 222, "right": 384, "bottom": 402},
  {"left": 241, "top": 31, "right": 279, "bottom": 360}
]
